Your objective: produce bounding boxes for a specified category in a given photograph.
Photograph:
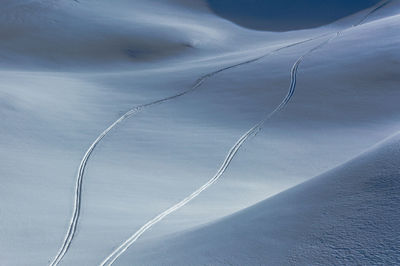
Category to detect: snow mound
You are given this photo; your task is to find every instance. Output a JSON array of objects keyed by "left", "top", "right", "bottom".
[
  {"left": 122, "top": 133, "right": 400, "bottom": 265},
  {"left": 0, "top": 0, "right": 221, "bottom": 70}
]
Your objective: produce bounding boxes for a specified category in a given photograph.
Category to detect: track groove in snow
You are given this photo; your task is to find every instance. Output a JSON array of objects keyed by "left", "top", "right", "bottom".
[
  {"left": 98, "top": 1, "right": 390, "bottom": 264},
  {"left": 99, "top": 36, "right": 338, "bottom": 266},
  {"left": 51, "top": 1, "right": 390, "bottom": 265},
  {"left": 49, "top": 34, "right": 329, "bottom": 266},
  {"left": 357, "top": 0, "right": 391, "bottom": 25}
]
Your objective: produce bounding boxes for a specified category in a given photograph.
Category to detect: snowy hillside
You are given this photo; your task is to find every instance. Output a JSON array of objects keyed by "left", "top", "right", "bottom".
[
  {"left": 121, "top": 132, "right": 400, "bottom": 265},
  {"left": 0, "top": 0, "right": 399, "bottom": 265}
]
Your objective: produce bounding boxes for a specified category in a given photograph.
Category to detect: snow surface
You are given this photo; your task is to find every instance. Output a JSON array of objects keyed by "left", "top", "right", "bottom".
[
  {"left": 121, "top": 132, "right": 400, "bottom": 265},
  {"left": 206, "top": 0, "right": 382, "bottom": 31},
  {"left": 0, "top": 0, "right": 399, "bottom": 265}
]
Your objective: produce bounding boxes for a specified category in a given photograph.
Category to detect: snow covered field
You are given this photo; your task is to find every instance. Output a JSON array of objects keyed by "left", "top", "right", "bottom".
[{"left": 0, "top": 0, "right": 399, "bottom": 265}]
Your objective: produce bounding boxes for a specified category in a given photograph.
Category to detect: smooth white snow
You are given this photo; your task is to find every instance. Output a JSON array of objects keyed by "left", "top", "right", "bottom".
[{"left": 0, "top": 0, "right": 399, "bottom": 265}]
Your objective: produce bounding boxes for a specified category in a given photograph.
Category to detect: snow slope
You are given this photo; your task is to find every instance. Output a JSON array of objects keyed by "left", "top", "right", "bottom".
[
  {"left": 0, "top": 0, "right": 399, "bottom": 265},
  {"left": 120, "top": 132, "right": 400, "bottom": 265}
]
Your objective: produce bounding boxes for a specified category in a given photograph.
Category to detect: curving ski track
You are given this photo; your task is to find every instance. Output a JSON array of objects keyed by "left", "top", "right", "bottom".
[
  {"left": 49, "top": 58, "right": 263, "bottom": 266},
  {"left": 98, "top": 34, "right": 341, "bottom": 266},
  {"left": 51, "top": 2, "right": 389, "bottom": 264},
  {"left": 98, "top": 2, "right": 390, "bottom": 263},
  {"left": 49, "top": 35, "right": 331, "bottom": 266}
]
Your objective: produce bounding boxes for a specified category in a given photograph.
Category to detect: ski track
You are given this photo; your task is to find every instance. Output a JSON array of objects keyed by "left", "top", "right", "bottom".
[
  {"left": 98, "top": 1, "right": 390, "bottom": 264},
  {"left": 356, "top": 0, "right": 391, "bottom": 26},
  {"left": 98, "top": 34, "right": 342, "bottom": 266},
  {"left": 51, "top": 1, "right": 390, "bottom": 265},
  {"left": 49, "top": 33, "right": 332, "bottom": 266}
]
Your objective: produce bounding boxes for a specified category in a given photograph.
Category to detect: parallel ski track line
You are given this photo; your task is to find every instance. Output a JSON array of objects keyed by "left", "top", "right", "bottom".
[
  {"left": 357, "top": 0, "right": 391, "bottom": 26},
  {"left": 99, "top": 2, "right": 391, "bottom": 264},
  {"left": 99, "top": 35, "right": 339, "bottom": 266},
  {"left": 49, "top": 35, "right": 329, "bottom": 266},
  {"left": 52, "top": 1, "right": 389, "bottom": 264}
]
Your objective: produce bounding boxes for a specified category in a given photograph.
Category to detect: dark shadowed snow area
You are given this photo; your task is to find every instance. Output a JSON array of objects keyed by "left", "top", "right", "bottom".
[{"left": 206, "top": 0, "right": 381, "bottom": 31}]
